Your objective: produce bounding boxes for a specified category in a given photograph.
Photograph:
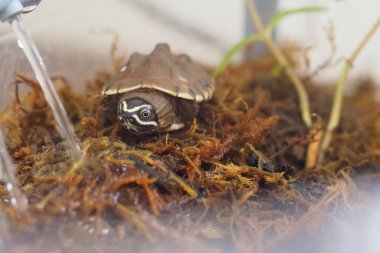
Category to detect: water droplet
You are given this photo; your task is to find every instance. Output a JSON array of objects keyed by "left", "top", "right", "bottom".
[
  {"left": 88, "top": 227, "right": 94, "bottom": 234},
  {"left": 17, "top": 40, "right": 24, "bottom": 49},
  {"left": 101, "top": 228, "right": 110, "bottom": 235},
  {"left": 6, "top": 183, "right": 13, "bottom": 191},
  {"left": 112, "top": 192, "right": 120, "bottom": 203},
  {"left": 10, "top": 197, "right": 17, "bottom": 206}
]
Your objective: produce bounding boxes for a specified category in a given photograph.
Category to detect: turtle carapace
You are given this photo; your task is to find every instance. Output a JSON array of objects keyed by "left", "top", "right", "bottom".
[{"left": 102, "top": 43, "right": 215, "bottom": 135}]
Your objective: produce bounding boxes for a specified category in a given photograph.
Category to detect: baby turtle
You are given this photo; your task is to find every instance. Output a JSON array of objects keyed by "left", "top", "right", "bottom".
[{"left": 102, "top": 43, "right": 215, "bottom": 135}]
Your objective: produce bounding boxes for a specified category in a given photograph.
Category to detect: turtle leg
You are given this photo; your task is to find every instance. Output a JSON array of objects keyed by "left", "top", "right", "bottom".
[
  {"left": 165, "top": 122, "right": 185, "bottom": 131},
  {"left": 161, "top": 99, "right": 199, "bottom": 132},
  {"left": 176, "top": 99, "right": 199, "bottom": 127}
]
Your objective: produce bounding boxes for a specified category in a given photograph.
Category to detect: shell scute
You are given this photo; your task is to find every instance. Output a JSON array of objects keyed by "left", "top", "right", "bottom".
[{"left": 103, "top": 43, "right": 215, "bottom": 102}]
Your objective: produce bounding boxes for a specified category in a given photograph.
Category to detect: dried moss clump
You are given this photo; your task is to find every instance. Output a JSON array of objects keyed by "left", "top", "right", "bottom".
[{"left": 0, "top": 59, "right": 379, "bottom": 253}]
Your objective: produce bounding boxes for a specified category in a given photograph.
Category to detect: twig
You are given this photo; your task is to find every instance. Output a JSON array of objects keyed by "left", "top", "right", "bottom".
[
  {"left": 304, "top": 20, "right": 342, "bottom": 82},
  {"left": 305, "top": 115, "right": 323, "bottom": 171},
  {"left": 245, "top": 0, "right": 312, "bottom": 127},
  {"left": 319, "top": 17, "right": 380, "bottom": 158}
]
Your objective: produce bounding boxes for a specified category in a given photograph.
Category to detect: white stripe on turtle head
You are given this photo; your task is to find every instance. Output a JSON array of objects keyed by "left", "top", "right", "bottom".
[
  {"left": 131, "top": 114, "right": 158, "bottom": 127},
  {"left": 122, "top": 101, "right": 153, "bottom": 113},
  {"left": 121, "top": 118, "right": 142, "bottom": 133}
]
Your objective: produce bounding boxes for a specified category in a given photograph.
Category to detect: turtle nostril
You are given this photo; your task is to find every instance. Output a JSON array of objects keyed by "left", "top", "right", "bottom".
[{"left": 120, "top": 114, "right": 130, "bottom": 120}]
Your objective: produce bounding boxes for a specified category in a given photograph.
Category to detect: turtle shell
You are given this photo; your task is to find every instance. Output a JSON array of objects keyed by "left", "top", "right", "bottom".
[{"left": 102, "top": 43, "right": 215, "bottom": 102}]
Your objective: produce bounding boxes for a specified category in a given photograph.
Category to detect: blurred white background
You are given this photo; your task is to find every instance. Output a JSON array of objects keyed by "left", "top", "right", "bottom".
[
  {"left": 277, "top": 0, "right": 380, "bottom": 84},
  {"left": 0, "top": 0, "right": 379, "bottom": 88}
]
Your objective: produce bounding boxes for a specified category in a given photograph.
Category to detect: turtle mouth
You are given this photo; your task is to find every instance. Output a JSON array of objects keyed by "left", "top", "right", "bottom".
[{"left": 120, "top": 117, "right": 141, "bottom": 133}]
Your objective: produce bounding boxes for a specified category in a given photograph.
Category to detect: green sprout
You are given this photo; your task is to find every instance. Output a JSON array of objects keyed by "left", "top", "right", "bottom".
[{"left": 213, "top": 6, "right": 326, "bottom": 77}]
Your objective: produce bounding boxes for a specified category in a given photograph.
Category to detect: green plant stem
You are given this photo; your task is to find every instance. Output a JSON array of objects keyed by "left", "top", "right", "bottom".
[
  {"left": 245, "top": 0, "right": 312, "bottom": 127},
  {"left": 320, "top": 17, "right": 380, "bottom": 155},
  {"left": 213, "top": 34, "right": 263, "bottom": 77},
  {"left": 213, "top": 6, "right": 325, "bottom": 78},
  {"left": 266, "top": 6, "right": 327, "bottom": 35}
]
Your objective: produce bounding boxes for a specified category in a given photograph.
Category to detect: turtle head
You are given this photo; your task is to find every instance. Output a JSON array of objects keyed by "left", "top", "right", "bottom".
[
  {"left": 116, "top": 89, "right": 184, "bottom": 135},
  {"left": 117, "top": 97, "right": 159, "bottom": 134}
]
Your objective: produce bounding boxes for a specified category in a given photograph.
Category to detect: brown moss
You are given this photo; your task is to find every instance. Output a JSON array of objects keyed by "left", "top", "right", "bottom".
[{"left": 0, "top": 58, "right": 378, "bottom": 252}]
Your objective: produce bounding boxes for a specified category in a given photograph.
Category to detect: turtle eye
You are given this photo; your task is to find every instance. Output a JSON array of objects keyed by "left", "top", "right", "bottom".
[{"left": 140, "top": 109, "right": 152, "bottom": 119}]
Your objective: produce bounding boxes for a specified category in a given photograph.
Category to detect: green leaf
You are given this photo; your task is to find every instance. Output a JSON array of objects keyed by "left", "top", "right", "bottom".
[
  {"left": 213, "top": 5, "right": 327, "bottom": 77},
  {"left": 266, "top": 6, "right": 327, "bottom": 34},
  {"left": 213, "top": 34, "right": 263, "bottom": 77}
]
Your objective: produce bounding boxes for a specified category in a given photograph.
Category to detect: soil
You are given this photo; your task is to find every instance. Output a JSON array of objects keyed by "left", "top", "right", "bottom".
[{"left": 1, "top": 57, "right": 379, "bottom": 253}]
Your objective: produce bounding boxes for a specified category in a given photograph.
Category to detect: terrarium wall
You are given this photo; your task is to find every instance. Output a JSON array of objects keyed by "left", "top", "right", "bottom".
[{"left": 0, "top": 0, "right": 379, "bottom": 92}]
